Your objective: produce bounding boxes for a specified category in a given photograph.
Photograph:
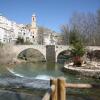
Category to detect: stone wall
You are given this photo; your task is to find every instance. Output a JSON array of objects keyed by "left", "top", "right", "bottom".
[{"left": 46, "top": 45, "right": 56, "bottom": 62}]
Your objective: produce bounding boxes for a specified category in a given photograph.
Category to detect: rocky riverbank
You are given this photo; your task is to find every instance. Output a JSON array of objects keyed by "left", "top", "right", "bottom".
[
  {"left": 6, "top": 58, "right": 26, "bottom": 67},
  {"left": 0, "top": 77, "right": 49, "bottom": 100},
  {"left": 64, "top": 64, "right": 100, "bottom": 79}
]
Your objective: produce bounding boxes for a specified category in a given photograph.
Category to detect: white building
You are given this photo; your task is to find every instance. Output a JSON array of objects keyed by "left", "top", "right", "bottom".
[
  {"left": 42, "top": 31, "right": 59, "bottom": 45},
  {"left": 0, "top": 13, "right": 36, "bottom": 44},
  {"left": 19, "top": 25, "right": 33, "bottom": 43},
  {"left": 0, "top": 13, "right": 60, "bottom": 45}
]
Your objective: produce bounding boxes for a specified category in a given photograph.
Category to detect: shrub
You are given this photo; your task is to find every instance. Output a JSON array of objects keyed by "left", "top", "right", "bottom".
[
  {"left": 16, "top": 37, "right": 24, "bottom": 44},
  {"left": 69, "top": 29, "right": 85, "bottom": 66}
]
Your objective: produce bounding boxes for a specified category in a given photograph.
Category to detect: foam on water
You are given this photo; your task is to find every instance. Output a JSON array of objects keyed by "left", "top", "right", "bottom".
[
  {"left": 35, "top": 75, "right": 52, "bottom": 80},
  {"left": 7, "top": 68, "right": 52, "bottom": 80},
  {"left": 7, "top": 68, "right": 24, "bottom": 78}
]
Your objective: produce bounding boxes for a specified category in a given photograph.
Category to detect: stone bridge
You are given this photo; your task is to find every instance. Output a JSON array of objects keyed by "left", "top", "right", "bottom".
[{"left": 12, "top": 45, "right": 100, "bottom": 62}]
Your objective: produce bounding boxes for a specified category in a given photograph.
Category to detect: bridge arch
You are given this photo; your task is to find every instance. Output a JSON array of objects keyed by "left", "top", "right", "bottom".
[
  {"left": 87, "top": 49, "right": 100, "bottom": 61},
  {"left": 17, "top": 48, "right": 46, "bottom": 62},
  {"left": 11, "top": 45, "right": 100, "bottom": 62},
  {"left": 13, "top": 45, "right": 46, "bottom": 61},
  {"left": 55, "top": 45, "right": 69, "bottom": 62},
  {"left": 57, "top": 50, "right": 71, "bottom": 63}
]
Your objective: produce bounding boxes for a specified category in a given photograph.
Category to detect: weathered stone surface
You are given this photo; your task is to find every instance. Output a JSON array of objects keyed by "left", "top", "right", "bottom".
[
  {"left": 64, "top": 64, "right": 100, "bottom": 79},
  {"left": 0, "top": 77, "right": 50, "bottom": 90},
  {"left": 0, "top": 77, "right": 50, "bottom": 100},
  {"left": 0, "top": 90, "right": 43, "bottom": 100}
]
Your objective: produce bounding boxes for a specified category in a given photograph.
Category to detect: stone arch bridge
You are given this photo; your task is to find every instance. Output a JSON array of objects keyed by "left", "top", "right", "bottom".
[{"left": 12, "top": 45, "right": 100, "bottom": 62}]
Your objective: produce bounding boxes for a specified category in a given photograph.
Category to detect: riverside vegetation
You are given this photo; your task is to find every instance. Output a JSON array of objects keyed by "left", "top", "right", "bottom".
[{"left": 0, "top": 44, "right": 15, "bottom": 65}]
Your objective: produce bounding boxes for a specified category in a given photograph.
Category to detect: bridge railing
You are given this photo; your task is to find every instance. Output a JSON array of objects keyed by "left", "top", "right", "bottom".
[{"left": 42, "top": 85, "right": 55, "bottom": 100}]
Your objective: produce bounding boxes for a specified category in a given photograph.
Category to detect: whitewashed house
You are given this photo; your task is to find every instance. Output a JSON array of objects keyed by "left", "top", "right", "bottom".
[{"left": 0, "top": 14, "right": 34, "bottom": 44}]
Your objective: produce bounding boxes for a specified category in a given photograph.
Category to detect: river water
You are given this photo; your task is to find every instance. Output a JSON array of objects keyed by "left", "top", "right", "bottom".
[{"left": 0, "top": 62, "right": 100, "bottom": 100}]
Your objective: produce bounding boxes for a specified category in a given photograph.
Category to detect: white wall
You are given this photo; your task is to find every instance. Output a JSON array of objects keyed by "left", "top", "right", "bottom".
[{"left": 0, "top": 15, "right": 34, "bottom": 44}]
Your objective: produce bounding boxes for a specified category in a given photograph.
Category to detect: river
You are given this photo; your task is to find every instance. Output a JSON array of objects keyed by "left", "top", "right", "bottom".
[{"left": 0, "top": 62, "right": 100, "bottom": 100}]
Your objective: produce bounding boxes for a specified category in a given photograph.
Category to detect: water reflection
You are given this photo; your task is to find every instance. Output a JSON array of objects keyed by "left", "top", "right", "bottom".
[
  {"left": 0, "top": 62, "right": 100, "bottom": 100},
  {"left": 46, "top": 62, "right": 56, "bottom": 71},
  {"left": 8, "top": 62, "right": 100, "bottom": 83}
]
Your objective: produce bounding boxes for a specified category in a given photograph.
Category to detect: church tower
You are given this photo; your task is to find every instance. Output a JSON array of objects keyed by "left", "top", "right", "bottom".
[{"left": 31, "top": 14, "right": 38, "bottom": 44}]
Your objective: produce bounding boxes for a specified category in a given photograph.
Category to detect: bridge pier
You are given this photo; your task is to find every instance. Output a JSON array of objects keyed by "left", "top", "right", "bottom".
[{"left": 46, "top": 45, "right": 56, "bottom": 62}]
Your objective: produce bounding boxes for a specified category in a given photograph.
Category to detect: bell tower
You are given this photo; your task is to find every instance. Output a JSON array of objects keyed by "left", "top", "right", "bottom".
[{"left": 31, "top": 14, "right": 38, "bottom": 44}]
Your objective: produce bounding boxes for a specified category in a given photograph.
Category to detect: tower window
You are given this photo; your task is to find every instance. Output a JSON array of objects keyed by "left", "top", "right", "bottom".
[{"left": 33, "top": 36, "right": 34, "bottom": 38}]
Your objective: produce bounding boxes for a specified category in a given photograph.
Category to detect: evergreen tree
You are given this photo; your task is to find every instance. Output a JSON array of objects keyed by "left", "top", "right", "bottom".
[{"left": 69, "top": 28, "right": 85, "bottom": 66}]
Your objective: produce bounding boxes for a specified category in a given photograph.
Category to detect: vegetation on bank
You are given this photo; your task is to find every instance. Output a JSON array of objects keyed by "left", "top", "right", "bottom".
[
  {"left": 69, "top": 28, "right": 86, "bottom": 66},
  {"left": 0, "top": 9, "right": 100, "bottom": 65},
  {"left": 60, "top": 9, "right": 100, "bottom": 67},
  {"left": 16, "top": 37, "right": 33, "bottom": 45},
  {"left": 61, "top": 9, "right": 100, "bottom": 46},
  {"left": 0, "top": 44, "right": 15, "bottom": 65}
]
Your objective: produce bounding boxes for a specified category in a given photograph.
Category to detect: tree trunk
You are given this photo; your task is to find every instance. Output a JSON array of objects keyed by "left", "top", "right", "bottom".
[{"left": 73, "top": 56, "right": 83, "bottom": 67}]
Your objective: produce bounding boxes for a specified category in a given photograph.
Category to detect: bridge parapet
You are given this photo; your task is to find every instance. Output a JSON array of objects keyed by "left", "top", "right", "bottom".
[
  {"left": 12, "top": 45, "right": 46, "bottom": 59},
  {"left": 86, "top": 46, "right": 100, "bottom": 51},
  {"left": 11, "top": 45, "right": 100, "bottom": 62}
]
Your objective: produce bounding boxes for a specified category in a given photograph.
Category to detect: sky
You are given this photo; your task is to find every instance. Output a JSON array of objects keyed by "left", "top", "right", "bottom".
[{"left": 0, "top": 0, "right": 100, "bottom": 32}]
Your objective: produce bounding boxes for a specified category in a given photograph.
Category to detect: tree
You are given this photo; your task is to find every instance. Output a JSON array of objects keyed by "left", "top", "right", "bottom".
[
  {"left": 37, "top": 26, "right": 44, "bottom": 44},
  {"left": 0, "top": 42, "right": 3, "bottom": 47},
  {"left": 69, "top": 28, "right": 85, "bottom": 66},
  {"left": 16, "top": 37, "right": 24, "bottom": 44},
  {"left": 37, "top": 26, "right": 60, "bottom": 45},
  {"left": 70, "top": 12, "right": 97, "bottom": 45},
  {"left": 97, "top": 10, "right": 100, "bottom": 32},
  {"left": 95, "top": 9, "right": 100, "bottom": 45},
  {"left": 60, "top": 25, "right": 70, "bottom": 45}
]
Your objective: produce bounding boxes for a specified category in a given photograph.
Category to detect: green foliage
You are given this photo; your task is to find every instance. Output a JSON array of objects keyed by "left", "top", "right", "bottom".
[
  {"left": 16, "top": 37, "right": 24, "bottom": 44},
  {"left": 24, "top": 41, "right": 33, "bottom": 45},
  {"left": 0, "top": 42, "right": 3, "bottom": 47},
  {"left": 69, "top": 29, "right": 85, "bottom": 57},
  {"left": 69, "top": 29, "right": 80, "bottom": 45},
  {"left": 71, "top": 42, "right": 85, "bottom": 57},
  {"left": 16, "top": 37, "right": 32, "bottom": 45}
]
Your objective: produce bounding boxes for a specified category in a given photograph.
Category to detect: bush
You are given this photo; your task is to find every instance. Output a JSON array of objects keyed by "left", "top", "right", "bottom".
[
  {"left": 0, "top": 42, "right": 3, "bottom": 47},
  {"left": 16, "top": 37, "right": 24, "bottom": 44},
  {"left": 16, "top": 37, "right": 33, "bottom": 45},
  {"left": 69, "top": 29, "right": 85, "bottom": 66}
]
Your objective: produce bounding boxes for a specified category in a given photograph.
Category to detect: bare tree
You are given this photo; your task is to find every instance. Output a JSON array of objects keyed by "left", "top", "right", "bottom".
[
  {"left": 95, "top": 9, "right": 100, "bottom": 45},
  {"left": 70, "top": 12, "right": 97, "bottom": 45},
  {"left": 60, "top": 25, "right": 70, "bottom": 45},
  {"left": 37, "top": 26, "right": 44, "bottom": 44}
]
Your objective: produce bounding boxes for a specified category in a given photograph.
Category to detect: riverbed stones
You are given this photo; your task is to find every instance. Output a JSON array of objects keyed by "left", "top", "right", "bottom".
[{"left": 0, "top": 77, "right": 50, "bottom": 90}]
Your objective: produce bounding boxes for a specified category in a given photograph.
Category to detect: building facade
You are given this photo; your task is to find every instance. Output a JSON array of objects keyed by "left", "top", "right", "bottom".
[
  {"left": 31, "top": 14, "right": 38, "bottom": 44},
  {"left": 0, "top": 13, "right": 61, "bottom": 45},
  {"left": 0, "top": 13, "right": 37, "bottom": 44}
]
